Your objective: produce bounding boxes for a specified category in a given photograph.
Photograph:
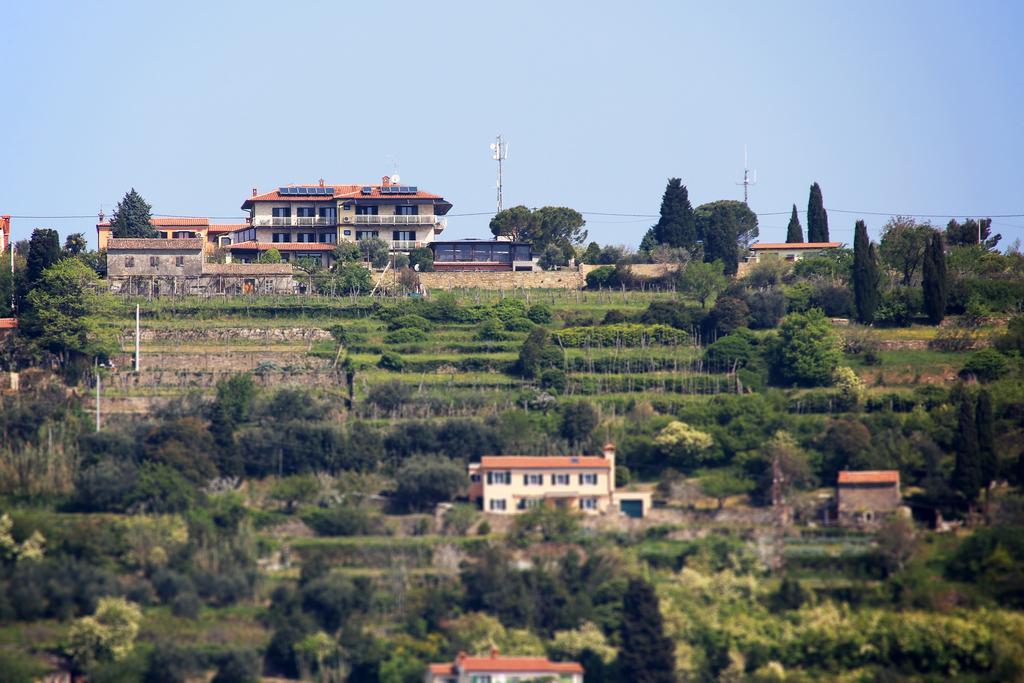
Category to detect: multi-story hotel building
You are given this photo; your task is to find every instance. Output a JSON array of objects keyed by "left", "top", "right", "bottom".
[{"left": 227, "top": 176, "right": 452, "bottom": 267}]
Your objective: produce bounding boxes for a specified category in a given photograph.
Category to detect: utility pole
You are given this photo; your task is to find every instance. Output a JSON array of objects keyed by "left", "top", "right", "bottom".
[
  {"left": 736, "top": 145, "right": 757, "bottom": 205},
  {"left": 490, "top": 134, "right": 509, "bottom": 213},
  {"left": 134, "top": 304, "right": 141, "bottom": 372}
]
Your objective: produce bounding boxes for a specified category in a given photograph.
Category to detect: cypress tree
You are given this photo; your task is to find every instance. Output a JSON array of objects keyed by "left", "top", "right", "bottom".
[
  {"left": 852, "top": 220, "right": 881, "bottom": 324},
  {"left": 651, "top": 178, "right": 697, "bottom": 249},
  {"left": 785, "top": 204, "right": 803, "bottom": 243},
  {"left": 921, "top": 230, "right": 947, "bottom": 324},
  {"left": 619, "top": 578, "right": 676, "bottom": 683},
  {"left": 110, "top": 188, "right": 158, "bottom": 239},
  {"left": 807, "top": 182, "right": 829, "bottom": 242},
  {"left": 953, "top": 392, "right": 983, "bottom": 504},
  {"left": 25, "top": 228, "right": 61, "bottom": 286},
  {"left": 976, "top": 390, "right": 997, "bottom": 488}
]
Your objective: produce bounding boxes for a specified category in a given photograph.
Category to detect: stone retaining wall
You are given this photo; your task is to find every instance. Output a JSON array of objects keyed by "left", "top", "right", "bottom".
[
  {"left": 132, "top": 327, "right": 332, "bottom": 343},
  {"left": 419, "top": 270, "right": 585, "bottom": 290}
]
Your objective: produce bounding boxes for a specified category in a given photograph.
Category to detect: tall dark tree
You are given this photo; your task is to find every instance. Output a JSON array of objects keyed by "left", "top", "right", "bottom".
[
  {"left": 976, "top": 390, "right": 997, "bottom": 489},
  {"left": 785, "top": 204, "right": 803, "bottom": 243},
  {"left": 63, "top": 232, "right": 88, "bottom": 256},
  {"left": 694, "top": 200, "right": 758, "bottom": 275},
  {"left": 945, "top": 217, "right": 1001, "bottom": 251},
  {"left": 921, "top": 230, "right": 948, "bottom": 325},
  {"left": 25, "top": 228, "right": 61, "bottom": 286},
  {"left": 110, "top": 188, "right": 157, "bottom": 239},
  {"left": 618, "top": 578, "right": 676, "bottom": 683},
  {"left": 952, "top": 391, "right": 983, "bottom": 505},
  {"left": 645, "top": 178, "right": 696, "bottom": 249},
  {"left": 852, "top": 220, "right": 881, "bottom": 324},
  {"left": 806, "top": 182, "right": 829, "bottom": 242}
]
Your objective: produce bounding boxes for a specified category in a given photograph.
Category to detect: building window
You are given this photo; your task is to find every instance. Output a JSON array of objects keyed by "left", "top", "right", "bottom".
[
  {"left": 296, "top": 233, "right": 316, "bottom": 243},
  {"left": 318, "top": 232, "right": 336, "bottom": 243},
  {"left": 272, "top": 207, "right": 291, "bottom": 217},
  {"left": 272, "top": 233, "right": 292, "bottom": 243},
  {"left": 355, "top": 205, "right": 378, "bottom": 215},
  {"left": 125, "top": 256, "right": 134, "bottom": 268},
  {"left": 150, "top": 256, "right": 159, "bottom": 267},
  {"left": 318, "top": 207, "right": 337, "bottom": 224},
  {"left": 355, "top": 230, "right": 379, "bottom": 241},
  {"left": 392, "top": 230, "right": 416, "bottom": 241},
  {"left": 523, "top": 474, "right": 543, "bottom": 486},
  {"left": 552, "top": 474, "right": 570, "bottom": 486},
  {"left": 395, "top": 205, "right": 418, "bottom": 216},
  {"left": 518, "top": 498, "right": 541, "bottom": 510},
  {"left": 579, "top": 473, "right": 598, "bottom": 486},
  {"left": 175, "top": 256, "right": 184, "bottom": 267},
  {"left": 581, "top": 498, "right": 598, "bottom": 511},
  {"left": 296, "top": 253, "right": 323, "bottom": 268},
  {"left": 486, "top": 471, "right": 510, "bottom": 485},
  {"left": 470, "top": 675, "right": 492, "bottom": 683},
  {"left": 488, "top": 499, "right": 506, "bottom": 512},
  {"left": 296, "top": 207, "right": 315, "bottom": 218}
]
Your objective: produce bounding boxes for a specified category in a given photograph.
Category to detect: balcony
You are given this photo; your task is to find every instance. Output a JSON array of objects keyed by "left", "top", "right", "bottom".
[
  {"left": 255, "top": 216, "right": 338, "bottom": 227},
  {"left": 350, "top": 215, "right": 445, "bottom": 227},
  {"left": 389, "top": 240, "right": 426, "bottom": 251}
]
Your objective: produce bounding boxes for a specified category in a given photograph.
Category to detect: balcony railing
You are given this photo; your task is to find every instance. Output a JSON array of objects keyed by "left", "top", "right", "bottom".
[
  {"left": 255, "top": 216, "right": 338, "bottom": 227},
  {"left": 351, "top": 215, "right": 443, "bottom": 226},
  {"left": 390, "top": 240, "right": 425, "bottom": 251}
]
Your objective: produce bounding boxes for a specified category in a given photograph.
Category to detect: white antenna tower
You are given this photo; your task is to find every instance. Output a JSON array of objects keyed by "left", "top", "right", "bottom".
[
  {"left": 736, "top": 145, "right": 757, "bottom": 205},
  {"left": 490, "top": 134, "right": 509, "bottom": 212}
]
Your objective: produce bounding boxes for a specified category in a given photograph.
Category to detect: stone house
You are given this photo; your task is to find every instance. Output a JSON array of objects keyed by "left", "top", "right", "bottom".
[{"left": 836, "top": 470, "right": 901, "bottom": 527}]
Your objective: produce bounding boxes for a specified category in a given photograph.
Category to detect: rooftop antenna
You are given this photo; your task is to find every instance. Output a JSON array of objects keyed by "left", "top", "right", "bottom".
[
  {"left": 736, "top": 145, "right": 757, "bottom": 205},
  {"left": 490, "top": 134, "right": 509, "bottom": 212}
]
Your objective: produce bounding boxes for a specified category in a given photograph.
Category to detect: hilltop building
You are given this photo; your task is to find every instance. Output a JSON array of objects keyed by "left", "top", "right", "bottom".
[
  {"left": 229, "top": 176, "right": 452, "bottom": 267},
  {"left": 97, "top": 217, "right": 243, "bottom": 253},
  {"left": 745, "top": 242, "right": 842, "bottom": 264},
  {"left": 836, "top": 470, "right": 902, "bottom": 527},
  {"left": 429, "top": 239, "right": 536, "bottom": 272},
  {"left": 468, "top": 443, "right": 652, "bottom": 518},
  {"left": 425, "top": 651, "right": 584, "bottom": 683}
]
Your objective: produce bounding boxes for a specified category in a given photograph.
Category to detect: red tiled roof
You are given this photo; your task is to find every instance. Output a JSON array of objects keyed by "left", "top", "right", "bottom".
[
  {"left": 226, "top": 241, "right": 336, "bottom": 252},
  {"left": 107, "top": 238, "right": 205, "bottom": 251},
  {"left": 0, "top": 318, "right": 18, "bottom": 329},
  {"left": 838, "top": 470, "right": 900, "bottom": 485},
  {"left": 751, "top": 242, "right": 842, "bottom": 250},
  {"left": 243, "top": 183, "right": 444, "bottom": 208},
  {"left": 428, "top": 656, "right": 583, "bottom": 675},
  {"left": 479, "top": 455, "right": 611, "bottom": 470},
  {"left": 208, "top": 223, "right": 248, "bottom": 233},
  {"left": 97, "top": 217, "right": 210, "bottom": 228}
]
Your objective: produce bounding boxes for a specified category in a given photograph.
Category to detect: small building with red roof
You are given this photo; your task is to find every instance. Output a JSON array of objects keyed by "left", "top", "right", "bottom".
[
  {"left": 746, "top": 241, "right": 842, "bottom": 264},
  {"left": 425, "top": 650, "right": 583, "bottom": 683},
  {"left": 836, "top": 470, "right": 902, "bottom": 527}
]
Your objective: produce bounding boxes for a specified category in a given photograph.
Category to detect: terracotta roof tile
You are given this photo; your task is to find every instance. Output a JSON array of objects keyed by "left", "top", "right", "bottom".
[
  {"left": 428, "top": 656, "right": 583, "bottom": 675},
  {"left": 0, "top": 318, "right": 18, "bottom": 329},
  {"left": 226, "top": 241, "right": 337, "bottom": 252},
  {"left": 479, "top": 455, "right": 611, "bottom": 469},
  {"left": 107, "top": 238, "right": 205, "bottom": 251},
  {"left": 838, "top": 470, "right": 900, "bottom": 485},
  {"left": 208, "top": 223, "right": 248, "bottom": 233},
  {"left": 98, "top": 218, "right": 210, "bottom": 228},
  {"left": 751, "top": 242, "right": 842, "bottom": 250},
  {"left": 243, "top": 183, "right": 443, "bottom": 207}
]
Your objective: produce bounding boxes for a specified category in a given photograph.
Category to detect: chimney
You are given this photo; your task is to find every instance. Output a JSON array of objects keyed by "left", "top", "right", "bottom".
[
  {"left": 252, "top": 187, "right": 258, "bottom": 197},
  {"left": 602, "top": 443, "right": 616, "bottom": 491},
  {"left": 382, "top": 175, "right": 390, "bottom": 186},
  {"left": 319, "top": 178, "right": 325, "bottom": 187}
]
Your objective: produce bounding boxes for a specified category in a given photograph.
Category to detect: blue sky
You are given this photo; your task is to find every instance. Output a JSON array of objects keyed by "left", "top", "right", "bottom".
[{"left": 2, "top": 1, "right": 1022, "bottom": 249}]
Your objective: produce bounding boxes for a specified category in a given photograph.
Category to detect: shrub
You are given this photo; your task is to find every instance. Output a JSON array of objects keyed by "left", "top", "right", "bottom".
[
  {"left": 504, "top": 316, "right": 534, "bottom": 332},
  {"left": 747, "top": 289, "right": 786, "bottom": 329},
  {"left": 585, "top": 265, "right": 616, "bottom": 289},
  {"left": 560, "top": 402, "right": 598, "bottom": 443},
  {"left": 555, "top": 323, "right": 686, "bottom": 347},
  {"left": 704, "top": 329, "right": 757, "bottom": 369},
  {"left": 302, "top": 506, "right": 383, "bottom": 536},
  {"left": 960, "top": 348, "right": 1010, "bottom": 383},
  {"left": 366, "top": 381, "right": 413, "bottom": 412},
  {"left": 704, "top": 296, "right": 750, "bottom": 338},
  {"left": 378, "top": 351, "right": 404, "bottom": 372},
  {"left": 387, "top": 314, "right": 432, "bottom": 332},
  {"left": 384, "top": 328, "right": 427, "bottom": 344},
  {"left": 769, "top": 309, "right": 842, "bottom": 387},
  {"left": 540, "top": 368, "right": 567, "bottom": 395},
  {"left": 212, "top": 650, "right": 261, "bottom": 683},
  {"left": 526, "top": 303, "right": 553, "bottom": 324},
  {"left": 476, "top": 317, "right": 512, "bottom": 341},
  {"left": 409, "top": 247, "right": 434, "bottom": 272},
  {"left": 170, "top": 591, "right": 200, "bottom": 619},
  {"left": 874, "top": 287, "right": 919, "bottom": 327},
  {"left": 810, "top": 283, "right": 854, "bottom": 318},
  {"left": 393, "top": 456, "right": 468, "bottom": 512}
]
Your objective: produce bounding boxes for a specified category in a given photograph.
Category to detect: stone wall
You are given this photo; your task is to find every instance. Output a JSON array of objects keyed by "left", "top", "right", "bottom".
[
  {"left": 419, "top": 269, "right": 585, "bottom": 290},
  {"left": 132, "top": 327, "right": 332, "bottom": 343},
  {"left": 578, "top": 263, "right": 680, "bottom": 279}
]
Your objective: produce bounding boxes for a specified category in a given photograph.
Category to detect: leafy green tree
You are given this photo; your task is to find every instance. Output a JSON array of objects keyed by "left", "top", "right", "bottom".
[
  {"left": 700, "top": 469, "right": 754, "bottom": 509},
  {"left": 358, "top": 237, "right": 390, "bottom": 268},
  {"left": 63, "top": 232, "right": 88, "bottom": 256},
  {"left": 680, "top": 260, "right": 727, "bottom": 308},
  {"left": 332, "top": 241, "right": 361, "bottom": 263},
  {"left": 654, "top": 420, "right": 715, "bottom": 468},
  {"left": 785, "top": 204, "right": 803, "bottom": 243},
  {"left": 393, "top": 456, "right": 468, "bottom": 512},
  {"left": 408, "top": 246, "right": 434, "bottom": 271},
  {"left": 771, "top": 308, "right": 842, "bottom": 386},
  {"left": 538, "top": 244, "right": 568, "bottom": 270},
  {"left": 852, "top": 220, "right": 881, "bottom": 324},
  {"left": 67, "top": 597, "right": 142, "bottom": 671},
  {"left": 581, "top": 241, "right": 602, "bottom": 264},
  {"left": 952, "top": 391, "right": 983, "bottom": 505},
  {"left": 329, "top": 262, "right": 373, "bottom": 294},
  {"left": 517, "top": 327, "right": 557, "bottom": 378},
  {"left": 922, "top": 230, "right": 948, "bottom": 324},
  {"left": 269, "top": 475, "right": 320, "bottom": 513},
  {"left": 110, "top": 189, "right": 157, "bottom": 238},
  {"left": 645, "top": 178, "right": 697, "bottom": 249},
  {"left": 961, "top": 348, "right": 1009, "bottom": 383},
  {"left": 25, "top": 228, "right": 61, "bottom": 286},
  {"left": 695, "top": 199, "right": 759, "bottom": 273},
  {"left": 976, "top": 390, "right": 997, "bottom": 490},
  {"left": 618, "top": 578, "right": 676, "bottom": 683},
  {"left": 22, "top": 258, "right": 116, "bottom": 370},
  {"left": 879, "top": 217, "right": 933, "bottom": 286},
  {"left": 806, "top": 182, "right": 829, "bottom": 242},
  {"left": 258, "top": 248, "right": 282, "bottom": 264},
  {"left": 945, "top": 217, "right": 1000, "bottom": 250},
  {"left": 489, "top": 205, "right": 534, "bottom": 242},
  {"left": 209, "top": 373, "right": 257, "bottom": 474},
  {"left": 560, "top": 401, "right": 598, "bottom": 445},
  {"left": 211, "top": 650, "right": 261, "bottom": 683}
]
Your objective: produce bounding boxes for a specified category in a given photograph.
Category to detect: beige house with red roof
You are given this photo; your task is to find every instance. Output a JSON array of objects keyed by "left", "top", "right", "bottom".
[
  {"left": 746, "top": 241, "right": 842, "bottom": 263},
  {"left": 227, "top": 176, "right": 452, "bottom": 267},
  {"left": 426, "top": 651, "right": 583, "bottom": 683},
  {"left": 469, "top": 444, "right": 652, "bottom": 518},
  {"left": 836, "top": 470, "right": 902, "bottom": 527},
  {"left": 97, "top": 217, "right": 242, "bottom": 254}
]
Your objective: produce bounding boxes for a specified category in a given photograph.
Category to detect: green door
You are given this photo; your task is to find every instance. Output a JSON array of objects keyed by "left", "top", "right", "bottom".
[{"left": 620, "top": 500, "right": 643, "bottom": 518}]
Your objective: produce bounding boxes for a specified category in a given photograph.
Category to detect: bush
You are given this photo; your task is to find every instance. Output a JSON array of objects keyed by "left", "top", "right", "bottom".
[
  {"left": 503, "top": 317, "right": 534, "bottom": 332},
  {"left": 378, "top": 351, "right": 404, "bottom": 372},
  {"left": 212, "top": 650, "right": 261, "bottom": 683},
  {"left": 387, "top": 314, "right": 432, "bottom": 332},
  {"left": 393, "top": 456, "right": 468, "bottom": 512},
  {"left": 526, "top": 303, "right": 553, "bottom": 324},
  {"left": 409, "top": 247, "right": 434, "bottom": 272},
  {"left": 540, "top": 368, "right": 567, "bottom": 395},
  {"left": 476, "top": 317, "right": 512, "bottom": 341},
  {"left": 170, "top": 591, "right": 200, "bottom": 619},
  {"left": 960, "top": 348, "right": 1010, "bottom": 383},
  {"left": 384, "top": 328, "right": 427, "bottom": 344},
  {"left": 810, "top": 284, "right": 854, "bottom": 318},
  {"left": 302, "top": 506, "right": 383, "bottom": 536},
  {"left": 704, "top": 329, "right": 757, "bottom": 369},
  {"left": 555, "top": 323, "right": 686, "bottom": 348},
  {"left": 874, "top": 287, "right": 919, "bottom": 327},
  {"left": 769, "top": 309, "right": 842, "bottom": 387},
  {"left": 747, "top": 289, "right": 786, "bottom": 329},
  {"left": 366, "top": 381, "right": 413, "bottom": 412},
  {"left": 585, "top": 265, "right": 616, "bottom": 289}
]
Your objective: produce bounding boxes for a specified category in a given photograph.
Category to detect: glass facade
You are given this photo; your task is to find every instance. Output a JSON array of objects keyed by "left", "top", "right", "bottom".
[{"left": 431, "top": 242, "right": 532, "bottom": 264}]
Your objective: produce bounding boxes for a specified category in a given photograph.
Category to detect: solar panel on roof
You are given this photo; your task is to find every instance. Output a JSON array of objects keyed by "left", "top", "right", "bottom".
[{"left": 361, "top": 187, "right": 372, "bottom": 194}]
